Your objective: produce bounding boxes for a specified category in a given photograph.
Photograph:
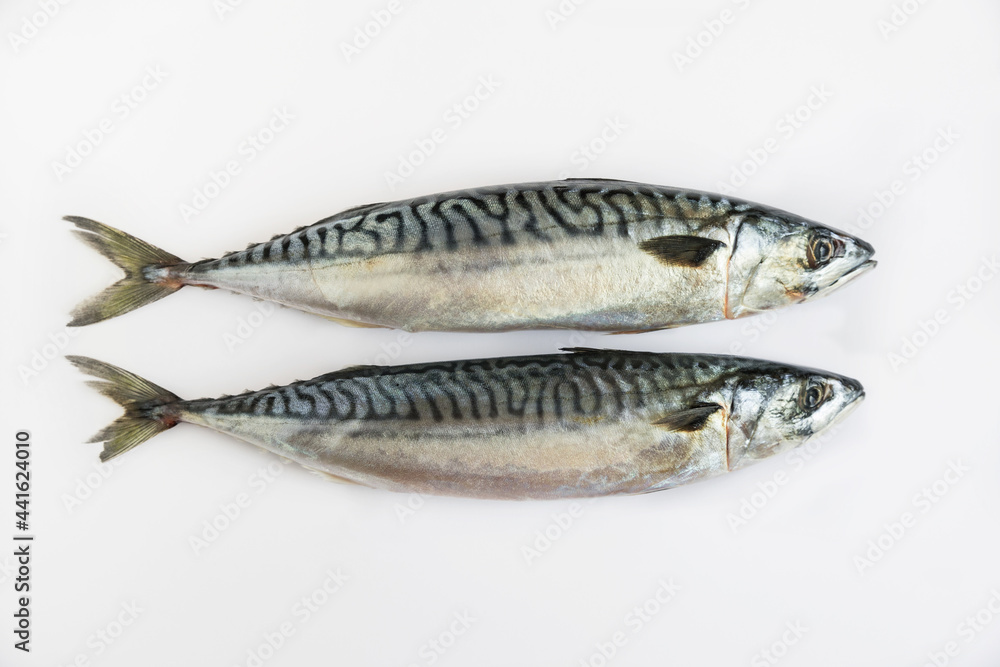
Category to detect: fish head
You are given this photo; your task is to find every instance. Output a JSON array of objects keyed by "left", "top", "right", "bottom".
[
  {"left": 726, "top": 365, "right": 864, "bottom": 471},
  {"left": 726, "top": 208, "right": 876, "bottom": 318}
]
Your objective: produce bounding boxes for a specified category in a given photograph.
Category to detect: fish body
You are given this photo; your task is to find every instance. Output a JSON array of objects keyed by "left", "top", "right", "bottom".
[
  {"left": 69, "top": 349, "right": 864, "bottom": 500},
  {"left": 67, "top": 179, "right": 876, "bottom": 331}
]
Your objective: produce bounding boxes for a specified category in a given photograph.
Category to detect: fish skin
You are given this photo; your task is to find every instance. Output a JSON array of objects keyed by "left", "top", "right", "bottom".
[
  {"left": 72, "top": 350, "right": 865, "bottom": 500},
  {"left": 71, "top": 179, "right": 876, "bottom": 331}
]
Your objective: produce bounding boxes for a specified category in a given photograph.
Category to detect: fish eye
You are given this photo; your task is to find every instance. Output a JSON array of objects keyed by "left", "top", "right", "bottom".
[
  {"left": 806, "top": 235, "right": 841, "bottom": 269},
  {"left": 799, "top": 381, "right": 831, "bottom": 412}
]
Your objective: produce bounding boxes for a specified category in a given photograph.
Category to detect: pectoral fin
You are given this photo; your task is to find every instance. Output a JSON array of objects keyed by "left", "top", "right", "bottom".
[
  {"left": 638, "top": 236, "right": 726, "bottom": 268},
  {"left": 652, "top": 403, "right": 723, "bottom": 432}
]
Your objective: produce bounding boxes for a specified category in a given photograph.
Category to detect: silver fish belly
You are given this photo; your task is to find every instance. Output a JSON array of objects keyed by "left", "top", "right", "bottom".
[
  {"left": 70, "top": 350, "right": 866, "bottom": 500},
  {"left": 67, "top": 180, "right": 876, "bottom": 330},
  {"left": 180, "top": 181, "right": 732, "bottom": 331}
]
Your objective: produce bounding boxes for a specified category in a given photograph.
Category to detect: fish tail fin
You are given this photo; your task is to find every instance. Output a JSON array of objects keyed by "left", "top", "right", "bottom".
[
  {"left": 65, "top": 216, "right": 187, "bottom": 326},
  {"left": 67, "top": 356, "right": 183, "bottom": 462}
]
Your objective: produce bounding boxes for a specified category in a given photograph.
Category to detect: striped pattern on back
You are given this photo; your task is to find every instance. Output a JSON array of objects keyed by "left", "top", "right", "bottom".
[
  {"left": 188, "top": 351, "right": 778, "bottom": 424},
  {"left": 200, "top": 181, "right": 749, "bottom": 270}
]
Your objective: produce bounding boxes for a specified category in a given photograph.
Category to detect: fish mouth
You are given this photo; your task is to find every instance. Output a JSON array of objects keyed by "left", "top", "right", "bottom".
[
  {"left": 829, "top": 383, "right": 865, "bottom": 427},
  {"left": 804, "top": 259, "right": 878, "bottom": 302},
  {"left": 837, "top": 258, "right": 877, "bottom": 285}
]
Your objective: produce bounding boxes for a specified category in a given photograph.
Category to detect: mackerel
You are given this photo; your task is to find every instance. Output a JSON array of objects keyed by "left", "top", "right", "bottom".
[
  {"left": 69, "top": 349, "right": 864, "bottom": 500},
  {"left": 67, "top": 179, "right": 876, "bottom": 331}
]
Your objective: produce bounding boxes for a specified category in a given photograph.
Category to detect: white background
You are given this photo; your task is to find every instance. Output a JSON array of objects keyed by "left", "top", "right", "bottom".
[{"left": 2, "top": 0, "right": 999, "bottom": 665}]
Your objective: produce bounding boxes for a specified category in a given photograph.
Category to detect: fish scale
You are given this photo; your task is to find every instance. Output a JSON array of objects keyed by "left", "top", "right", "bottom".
[
  {"left": 68, "top": 350, "right": 865, "bottom": 500},
  {"left": 66, "top": 179, "right": 875, "bottom": 331},
  {"left": 197, "top": 181, "right": 731, "bottom": 270},
  {"left": 178, "top": 351, "right": 730, "bottom": 426}
]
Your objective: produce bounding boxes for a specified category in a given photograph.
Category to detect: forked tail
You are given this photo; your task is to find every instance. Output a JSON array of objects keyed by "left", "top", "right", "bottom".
[
  {"left": 67, "top": 356, "right": 182, "bottom": 462},
  {"left": 66, "top": 216, "right": 187, "bottom": 326}
]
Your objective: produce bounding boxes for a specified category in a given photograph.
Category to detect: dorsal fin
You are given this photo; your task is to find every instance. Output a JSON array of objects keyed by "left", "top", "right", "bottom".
[
  {"left": 332, "top": 201, "right": 386, "bottom": 219},
  {"left": 310, "top": 364, "right": 384, "bottom": 382},
  {"left": 651, "top": 403, "right": 722, "bottom": 432},
  {"left": 560, "top": 347, "right": 614, "bottom": 355},
  {"left": 638, "top": 235, "right": 726, "bottom": 268},
  {"left": 561, "top": 177, "right": 636, "bottom": 184}
]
